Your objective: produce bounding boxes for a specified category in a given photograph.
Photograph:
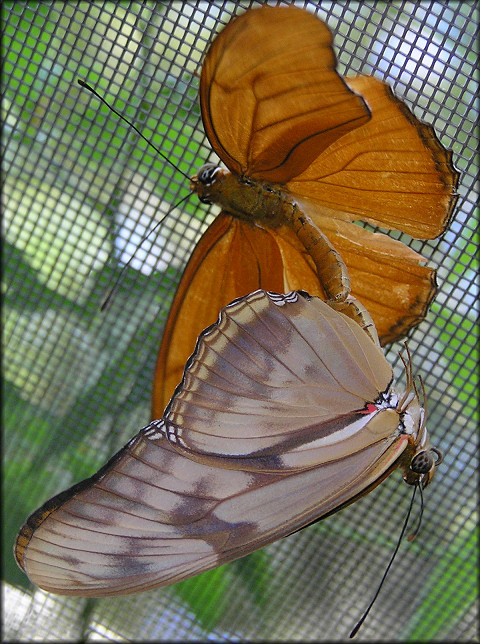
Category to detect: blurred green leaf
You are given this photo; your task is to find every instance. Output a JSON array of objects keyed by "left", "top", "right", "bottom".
[{"left": 174, "top": 565, "right": 234, "bottom": 631}]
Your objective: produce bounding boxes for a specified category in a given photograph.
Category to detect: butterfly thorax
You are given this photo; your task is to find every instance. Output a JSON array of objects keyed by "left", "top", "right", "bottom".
[
  {"left": 191, "top": 165, "right": 294, "bottom": 228},
  {"left": 191, "top": 164, "right": 354, "bottom": 304}
]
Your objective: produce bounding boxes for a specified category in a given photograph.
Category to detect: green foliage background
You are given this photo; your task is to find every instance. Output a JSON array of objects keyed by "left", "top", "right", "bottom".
[{"left": 3, "top": 1, "right": 478, "bottom": 641}]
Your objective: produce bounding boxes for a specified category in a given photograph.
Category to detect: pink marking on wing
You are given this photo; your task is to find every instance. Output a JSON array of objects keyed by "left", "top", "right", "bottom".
[{"left": 359, "top": 403, "right": 379, "bottom": 415}]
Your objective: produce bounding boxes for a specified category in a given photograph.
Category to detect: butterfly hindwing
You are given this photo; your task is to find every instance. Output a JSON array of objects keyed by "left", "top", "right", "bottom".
[
  {"left": 165, "top": 290, "right": 395, "bottom": 460},
  {"left": 153, "top": 216, "right": 326, "bottom": 415}
]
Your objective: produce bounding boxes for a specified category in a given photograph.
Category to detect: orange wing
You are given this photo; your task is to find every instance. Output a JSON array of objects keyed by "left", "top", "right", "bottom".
[
  {"left": 152, "top": 213, "right": 435, "bottom": 413},
  {"left": 153, "top": 5, "right": 458, "bottom": 414},
  {"left": 152, "top": 213, "right": 322, "bottom": 415},
  {"left": 318, "top": 219, "right": 437, "bottom": 343},
  {"left": 287, "top": 75, "right": 458, "bottom": 238},
  {"left": 200, "top": 5, "right": 371, "bottom": 182}
]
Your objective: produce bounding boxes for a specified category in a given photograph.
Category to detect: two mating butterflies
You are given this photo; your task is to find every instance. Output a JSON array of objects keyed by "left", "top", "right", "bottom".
[
  {"left": 15, "top": 4, "right": 446, "bottom": 601},
  {"left": 152, "top": 4, "right": 458, "bottom": 416},
  {"left": 15, "top": 290, "right": 440, "bottom": 596}
]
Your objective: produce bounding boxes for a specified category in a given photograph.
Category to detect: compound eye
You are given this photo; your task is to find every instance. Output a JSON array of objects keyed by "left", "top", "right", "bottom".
[
  {"left": 411, "top": 450, "right": 434, "bottom": 474},
  {"left": 411, "top": 447, "right": 442, "bottom": 474},
  {"left": 197, "top": 164, "right": 220, "bottom": 185}
]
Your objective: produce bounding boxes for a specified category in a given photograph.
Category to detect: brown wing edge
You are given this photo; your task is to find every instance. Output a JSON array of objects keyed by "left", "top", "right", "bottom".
[
  {"left": 372, "top": 81, "right": 460, "bottom": 237},
  {"left": 152, "top": 214, "right": 234, "bottom": 418},
  {"left": 377, "top": 266, "right": 438, "bottom": 345},
  {"left": 14, "top": 435, "right": 138, "bottom": 573}
]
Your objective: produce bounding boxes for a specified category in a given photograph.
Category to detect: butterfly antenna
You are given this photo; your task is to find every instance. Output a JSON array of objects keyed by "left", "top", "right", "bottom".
[
  {"left": 349, "top": 485, "right": 418, "bottom": 638},
  {"left": 408, "top": 483, "right": 424, "bottom": 541},
  {"left": 77, "top": 80, "right": 191, "bottom": 181},
  {"left": 77, "top": 79, "right": 193, "bottom": 310},
  {"left": 416, "top": 374, "right": 428, "bottom": 434},
  {"left": 99, "top": 192, "right": 191, "bottom": 311}
]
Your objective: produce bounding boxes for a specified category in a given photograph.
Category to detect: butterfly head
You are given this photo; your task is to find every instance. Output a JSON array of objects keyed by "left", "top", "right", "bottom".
[
  {"left": 397, "top": 407, "right": 442, "bottom": 488},
  {"left": 409, "top": 446, "right": 443, "bottom": 487},
  {"left": 190, "top": 163, "right": 225, "bottom": 204},
  {"left": 402, "top": 419, "right": 442, "bottom": 488}
]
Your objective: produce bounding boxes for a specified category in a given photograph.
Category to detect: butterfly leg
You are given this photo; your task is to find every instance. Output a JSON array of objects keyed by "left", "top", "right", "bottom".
[{"left": 290, "top": 208, "right": 380, "bottom": 346}]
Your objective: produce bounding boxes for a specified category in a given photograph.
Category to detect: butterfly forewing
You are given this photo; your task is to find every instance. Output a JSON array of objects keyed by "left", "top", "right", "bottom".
[
  {"left": 16, "top": 426, "right": 406, "bottom": 596},
  {"left": 16, "top": 290, "right": 416, "bottom": 596},
  {"left": 200, "top": 5, "right": 370, "bottom": 181}
]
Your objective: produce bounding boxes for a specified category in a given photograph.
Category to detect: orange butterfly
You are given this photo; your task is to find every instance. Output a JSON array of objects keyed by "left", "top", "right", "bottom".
[{"left": 152, "top": 5, "right": 458, "bottom": 417}]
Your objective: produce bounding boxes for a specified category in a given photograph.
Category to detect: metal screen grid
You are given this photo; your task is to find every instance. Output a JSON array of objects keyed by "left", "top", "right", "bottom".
[{"left": 2, "top": 1, "right": 478, "bottom": 641}]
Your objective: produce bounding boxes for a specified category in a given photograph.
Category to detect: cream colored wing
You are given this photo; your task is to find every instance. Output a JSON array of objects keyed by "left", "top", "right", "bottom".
[
  {"left": 15, "top": 417, "right": 408, "bottom": 596},
  {"left": 15, "top": 290, "right": 411, "bottom": 597},
  {"left": 164, "top": 290, "right": 395, "bottom": 466}
]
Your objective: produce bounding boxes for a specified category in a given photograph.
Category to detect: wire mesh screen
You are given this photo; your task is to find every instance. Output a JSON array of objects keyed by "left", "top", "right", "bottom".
[{"left": 2, "top": 1, "right": 478, "bottom": 641}]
